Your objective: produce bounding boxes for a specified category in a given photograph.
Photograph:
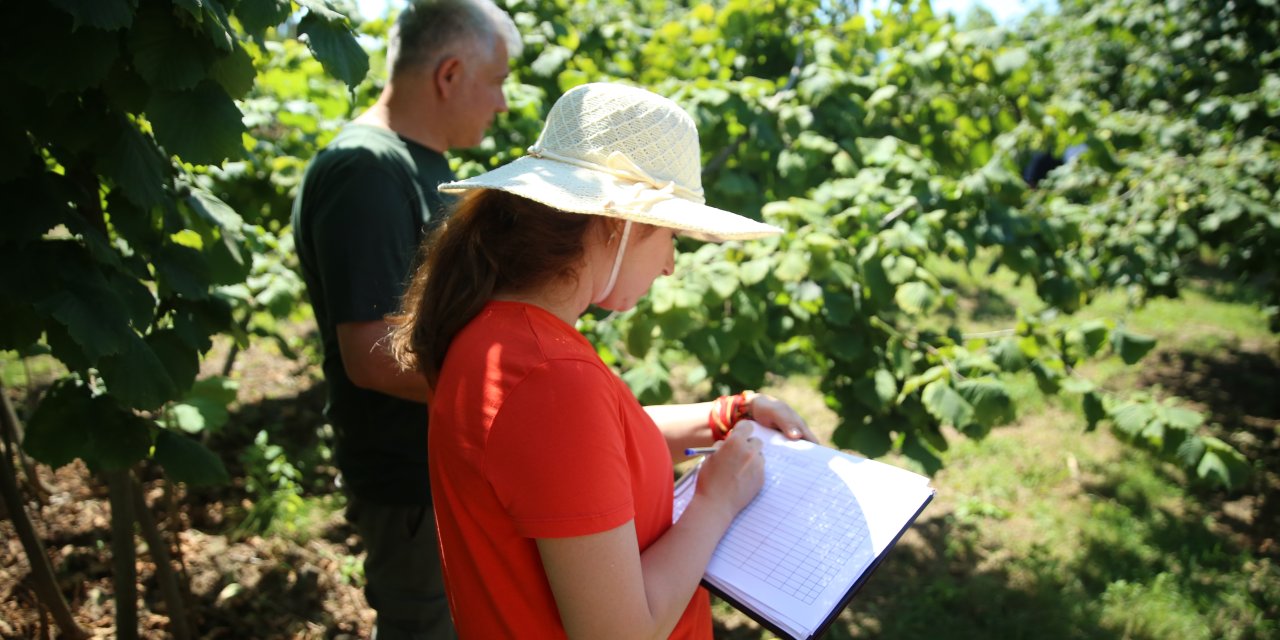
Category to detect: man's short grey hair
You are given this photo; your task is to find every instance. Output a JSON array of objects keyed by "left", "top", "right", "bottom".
[{"left": 386, "top": 0, "right": 523, "bottom": 78}]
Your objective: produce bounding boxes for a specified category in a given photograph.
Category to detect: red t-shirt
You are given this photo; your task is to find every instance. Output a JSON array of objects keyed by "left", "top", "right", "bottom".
[{"left": 429, "top": 301, "right": 712, "bottom": 639}]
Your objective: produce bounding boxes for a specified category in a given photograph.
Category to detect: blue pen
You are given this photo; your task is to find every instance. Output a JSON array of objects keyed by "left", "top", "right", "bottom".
[{"left": 684, "top": 446, "right": 718, "bottom": 456}]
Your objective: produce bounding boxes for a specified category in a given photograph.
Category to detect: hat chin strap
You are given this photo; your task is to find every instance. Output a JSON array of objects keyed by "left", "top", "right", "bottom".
[{"left": 594, "top": 220, "right": 632, "bottom": 304}]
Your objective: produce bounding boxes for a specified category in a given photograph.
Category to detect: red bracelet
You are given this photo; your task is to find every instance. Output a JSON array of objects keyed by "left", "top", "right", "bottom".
[{"left": 708, "top": 391, "right": 757, "bottom": 441}]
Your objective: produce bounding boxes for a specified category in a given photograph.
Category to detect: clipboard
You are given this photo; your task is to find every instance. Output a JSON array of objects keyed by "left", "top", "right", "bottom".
[{"left": 673, "top": 426, "right": 935, "bottom": 639}]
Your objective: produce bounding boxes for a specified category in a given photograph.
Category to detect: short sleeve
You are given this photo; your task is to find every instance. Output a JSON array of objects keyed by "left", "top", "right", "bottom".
[
  {"left": 309, "top": 151, "right": 422, "bottom": 324},
  {"left": 485, "top": 359, "right": 635, "bottom": 539}
]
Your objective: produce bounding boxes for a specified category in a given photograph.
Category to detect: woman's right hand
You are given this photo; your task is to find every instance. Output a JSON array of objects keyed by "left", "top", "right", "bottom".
[{"left": 693, "top": 422, "right": 765, "bottom": 520}]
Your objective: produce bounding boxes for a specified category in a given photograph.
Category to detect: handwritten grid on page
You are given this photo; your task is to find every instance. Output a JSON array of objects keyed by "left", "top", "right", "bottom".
[{"left": 711, "top": 445, "right": 875, "bottom": 604}]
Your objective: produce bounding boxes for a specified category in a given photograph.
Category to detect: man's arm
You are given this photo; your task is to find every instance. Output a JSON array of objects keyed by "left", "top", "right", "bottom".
[{"left": 337, "top": 319, "right": 432, "bottom": 403}]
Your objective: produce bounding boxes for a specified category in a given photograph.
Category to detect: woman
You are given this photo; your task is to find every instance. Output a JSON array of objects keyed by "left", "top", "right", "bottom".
[{"left": 390, "top": 83, "right": 816, "bottom": 639}]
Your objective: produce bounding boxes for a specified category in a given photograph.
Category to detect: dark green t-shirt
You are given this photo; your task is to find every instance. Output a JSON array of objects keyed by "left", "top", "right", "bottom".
[{"left": 291, "top": 125, "right": 453, "bottom": 505}]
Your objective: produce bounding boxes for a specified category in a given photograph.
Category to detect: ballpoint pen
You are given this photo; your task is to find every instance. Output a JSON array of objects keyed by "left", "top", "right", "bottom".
[{"left": 684, "top": 446, "right": 718, "bottom": 456}]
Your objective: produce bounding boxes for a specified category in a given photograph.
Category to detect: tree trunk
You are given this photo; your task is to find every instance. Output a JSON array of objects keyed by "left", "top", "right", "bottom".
[
  {"left": 105, "top": 469, "right": 139, "bottom": 640},
  {"left": 132, "top": 477, "right": 191, "bottom": 640},
  {"left": 0, "top": 385, "right": 89, "bottom": 639},
  {"left": 0, "top": 386, "right": 50, "bottom": 504}
]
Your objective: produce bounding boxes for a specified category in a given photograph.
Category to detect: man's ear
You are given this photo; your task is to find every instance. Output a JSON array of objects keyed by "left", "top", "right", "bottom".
[{"left": 434, "top": 56, "right": 464, "bottom": 98}]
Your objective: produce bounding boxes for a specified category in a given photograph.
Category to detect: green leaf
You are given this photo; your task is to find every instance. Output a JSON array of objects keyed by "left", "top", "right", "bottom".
[
  {"left": 1159, "top": 404, "right": 1204, "bottom": 432},
  {"left": 1111, "top": 402, "right": 1155, "bottom": 440},
  {"left": 100, "top": 118, "right": 171, "bottom": 210},
  {"left": 0, "top": 300, "right": 43, "bottom": 351},
  {"left": 882, "top": 254, "right": 917, "bottom": 284},
  {"left": 170, "top": 298, "right": 233, "bottom": 352},
  {"left": 89, "top": 405, "right": 153, "bottom": 471},
  {"left": 97, "top": 333, "right": 179, "bottom": 410},
  {"left": 704, "top": 262, "right": 738, "bottom": 300},
  {"left": 35, "top": 278, "right": 136, "bottom": 363},
  {"left": 739, "top": 258, "right": 770, "bottom": 285},
  {"left": 153, "top": 430, "right": 230, "bottom": 486},
  {"left": 900, "top": 432, "right": 943, "bottom": 476},
  {"left": 236, "top": 0, "right": 293, "bottom": 37},
  {"left": 621, "top": 360, "right": 672, "bottom": 405},
  {"left": 873, "top": 369, "right": 899, "bottom": 407},
  {"left": 1082, "top": 391, "right": 1106, "bottom": 432},
  {"left": 199, "top": 0, "right": 236, "bottom": 52},
  {"left": 899, "top": 365, "right": 946, "bottom": 400},
  {"left": 955, "top": 379, "right": 1015, "bottom": 432},
  {"left": 1061, "top": 377, "right": 1095, "bottom": 394},
  {"left": 23, "top": 379, "right": 95, "bottom": 468},
  {"left": 993, "top": 48, "right": 1029, "bottom": 75},
  {"left": 830, "top": 329, "right": 866, "bottom": 362},
  {"left": 1079, "top": 320, "right": 1109, "bottom": 356},
  {"left": 1029, "top": 359, "right": 1061, "bottom": 394},
  {"left": 1196, "top": 450, "right": 1231, "bottom": 490},
  {"left": 48, "top": 0, "right": 136, "bottom": 31},
  {"left": 833, "top": 420, "right": 893, "bottom": 458},
  {"left": 823, "top": 290, "right": 856, "bottom": 326},
  {"left": 853, "top": 369, "right": 897, "bottom": 411},
  {"left": 154, "top": 243, "right": 212, "bottom": 299},
  {"left": 299, "top": 13, "right": 369, "bottom": 88},
  {"left": 167, "top": 376, "right": 238, "bottom": 434},
  {"left": 127, "top": 3, "right": 211, "bottom": 91},
  {"left": 148, "top": 81, "right": 247, "bottom": 165},
  {"left": 895, "top": 281, "right": 936, "bottom": 315},
  {"left": 12, "top": 18, "right": 119, "bottom": 95},
  {"left": 775, "top": 251, "right": 808, "bottom": 282},
  {"left": 296, "top": 0, "right": 346, "bottom": 21},
  {"left": 625, "top": 316, "right": 654, "bottom": 358},
  {"left": 531, "top": 45, "right": 573, "bottom": 77},
  {"left": 210, "top": 44, "right": 257, "bottom": 99},
  {"left": 989, "top": 336, "right": 1028, "bottom": 372},
  {"left": 922, "top": 380, "right": 974, "bottom": 428},
  {"left": 1111, "top": 326, "right": 1157, "bottom": 365},
  {"left": 147, "top": 329, "right": 201, "bottom": 394},
  {"left": 1197, "top": 437, "right": 1250, "bottom": 490},
  {"left": 171, "top": 0, "right": 206, "bottom": 22},
  {"left": 1176, "top": 436, "right": 1206, "bottom": 470},
  {"left": 865, "top": 85, "right": 898, "bottom": 111},
  {"left": 24, "top": 379, "right": 151, "bottom": 471},
  {"left": 0, "top": 177, "right": 73, "bottom": 245}
]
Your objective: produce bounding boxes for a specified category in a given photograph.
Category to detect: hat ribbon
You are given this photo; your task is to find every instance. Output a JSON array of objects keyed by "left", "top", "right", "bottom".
[{"left": 526, "top": 145, "right": 706, "bottom": 211}]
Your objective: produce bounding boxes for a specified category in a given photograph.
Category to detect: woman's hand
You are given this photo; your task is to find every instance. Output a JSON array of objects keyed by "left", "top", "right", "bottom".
[
  {"left": 747, "top": 393, "right": 818, "bottom": 443},
  {"left": 694, "top": 423, "right": 765, "bottom": 519}
]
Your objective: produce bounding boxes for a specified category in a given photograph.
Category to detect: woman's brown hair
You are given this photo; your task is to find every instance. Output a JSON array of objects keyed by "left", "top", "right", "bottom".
[{"left": 388, "top": 189, "right": 601, "bottom": 386}]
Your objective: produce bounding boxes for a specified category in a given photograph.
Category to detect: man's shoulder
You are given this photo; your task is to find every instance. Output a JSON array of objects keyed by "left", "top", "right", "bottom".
[
  {"left": 317, "top": 125, "right": 406, "bottom": 162},
  {"left": 313, "top": 125, "right": 449, "bottom": 180}
]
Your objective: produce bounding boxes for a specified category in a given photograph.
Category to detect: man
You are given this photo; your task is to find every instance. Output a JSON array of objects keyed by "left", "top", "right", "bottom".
[{"left": 291, "top": 1, "right": 521, "bottom": 637}]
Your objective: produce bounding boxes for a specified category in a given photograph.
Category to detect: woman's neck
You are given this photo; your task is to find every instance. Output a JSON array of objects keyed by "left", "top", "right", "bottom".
[
  {"left": 492, "top": 221, "right": 615, "bottom": 325},
  {"left": 492, "top": 280, "right": 591, "bottom": 327}
]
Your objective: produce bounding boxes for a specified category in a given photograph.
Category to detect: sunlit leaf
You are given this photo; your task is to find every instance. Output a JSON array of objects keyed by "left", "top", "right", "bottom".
[
  {"left": 922, "top": 380, "right": 974, "bottom": 428},
  {"left": 298, "top": 12, "right": 369, "bottom": 88}
]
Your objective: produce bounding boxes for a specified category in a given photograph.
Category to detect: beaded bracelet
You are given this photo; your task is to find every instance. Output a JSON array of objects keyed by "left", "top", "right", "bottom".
[{"left": 708, "top": 390, "right": 757, "bottom": 441}]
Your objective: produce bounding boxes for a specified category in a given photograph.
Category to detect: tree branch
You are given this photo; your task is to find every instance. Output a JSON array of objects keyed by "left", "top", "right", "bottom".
[{"left": 0, "top": 382, "right": 89, "bottom": 640}]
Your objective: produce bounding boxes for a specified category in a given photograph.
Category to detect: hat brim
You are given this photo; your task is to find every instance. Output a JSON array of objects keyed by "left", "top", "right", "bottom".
[{"left": 438, "top": 156, "right": 782, "bottom": 243}]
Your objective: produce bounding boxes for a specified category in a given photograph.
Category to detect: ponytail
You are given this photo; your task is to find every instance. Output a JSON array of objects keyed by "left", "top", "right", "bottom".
[{"left": 388, "top": 190, "right": 597, "bottom": 386}]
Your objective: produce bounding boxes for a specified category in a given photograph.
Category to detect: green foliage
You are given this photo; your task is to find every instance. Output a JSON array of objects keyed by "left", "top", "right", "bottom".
[
  {"left": 237, "top": 429, "right": 306, "bottom": 537},
  {"left": 7, "top": 0, "right": 1269, "bottom": 498},
  {"left": 450, "top": 0, "right": 1270, "bottom": 490},
  {"left": 4, "top": 0, "right": 366, "bottom": 480}
]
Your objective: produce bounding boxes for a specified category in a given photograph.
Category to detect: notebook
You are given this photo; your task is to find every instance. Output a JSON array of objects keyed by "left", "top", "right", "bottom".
[{"left": 672, "top": 425, "right": 935, "bottom": 640}]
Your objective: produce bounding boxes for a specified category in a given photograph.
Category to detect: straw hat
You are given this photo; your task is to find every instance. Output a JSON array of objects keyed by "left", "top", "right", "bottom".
[{"left": 438, "top": 83, "right": 783, "bottom": 242}]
